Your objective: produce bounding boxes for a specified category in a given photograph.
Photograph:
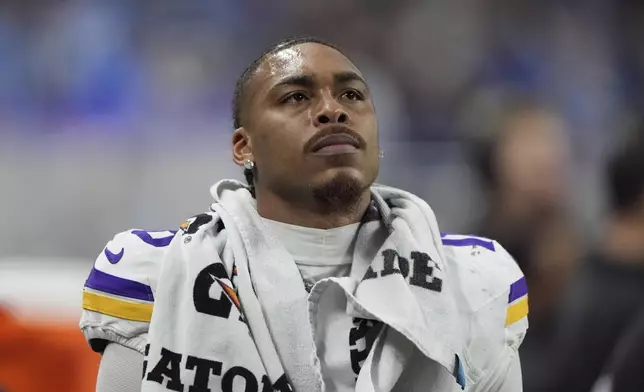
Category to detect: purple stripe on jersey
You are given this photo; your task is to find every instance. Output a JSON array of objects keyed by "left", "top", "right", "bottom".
[
  {"left": 85, "top": 267, "right": 154, "bottom": 302},
  {"left": 508, "top": 276, "right": 528, "bottom": 303},
  {"left": 441, "top": 236, "right": 496, "bottom": 252},
  {"left": 131, "top": 230, "right": 176, "bottom": 247}
]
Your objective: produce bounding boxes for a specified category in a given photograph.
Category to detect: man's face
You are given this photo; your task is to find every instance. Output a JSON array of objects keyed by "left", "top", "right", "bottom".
[{"left": 234, "top": 43, "right": 379, "bottom": 201}]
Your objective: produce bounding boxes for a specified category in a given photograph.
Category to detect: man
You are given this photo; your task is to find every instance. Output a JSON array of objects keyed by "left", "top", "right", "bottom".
[
  {"left": 80, "top": 37, "right": 528, "bottom": 392},
  {"left": 546, "top": 124, "right": 644, "bottom": 392}
]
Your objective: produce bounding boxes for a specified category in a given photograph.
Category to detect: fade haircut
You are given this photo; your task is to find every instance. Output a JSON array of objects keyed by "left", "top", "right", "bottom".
[{"left": 232, "top": 36, "right": 343, "bottom": 130}]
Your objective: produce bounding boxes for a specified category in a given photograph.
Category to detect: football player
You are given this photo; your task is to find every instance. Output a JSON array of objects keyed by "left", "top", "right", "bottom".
[{"left": 80, "top": 37, "right": 528, "bottom": 392}]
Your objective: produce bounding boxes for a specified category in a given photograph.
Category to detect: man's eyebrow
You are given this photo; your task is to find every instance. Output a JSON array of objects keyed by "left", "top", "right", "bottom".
[
  {"left": 334, "top": 71, "right": 366, "bottom": 86},
  {"left": 272, "top": 72, "right": 367, "bottom": 90},
  {"left": 272, "top": 75, "right": 315, "bottom": 90}
]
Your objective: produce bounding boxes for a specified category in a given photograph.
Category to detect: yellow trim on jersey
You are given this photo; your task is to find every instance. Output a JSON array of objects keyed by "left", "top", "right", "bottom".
[
  {"left": 83, "top": 291, "right": 153, "bottom": 322},
  {"left": 505, "top": 297, "right": 529, "bottom": 326}
]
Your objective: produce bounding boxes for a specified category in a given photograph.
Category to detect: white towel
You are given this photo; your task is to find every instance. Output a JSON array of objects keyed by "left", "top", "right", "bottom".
[
  {"left": 309, "top": 184, "right": 478, "bottom": 390},
  {"left": 141, "top": 180, "right": 476, "bottom": 392}
]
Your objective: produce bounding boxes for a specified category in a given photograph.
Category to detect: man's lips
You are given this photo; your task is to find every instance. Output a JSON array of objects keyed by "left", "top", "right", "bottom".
[{"left": 310, "top": 133, "right": 360, "bottom": 153}]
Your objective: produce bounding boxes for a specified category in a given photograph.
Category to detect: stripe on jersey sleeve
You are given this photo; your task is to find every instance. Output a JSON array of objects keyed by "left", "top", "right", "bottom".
[
  {"left": 82, "top": 291, "right": 153, "bottom": 322},
  {"left": 506, "top": 298, "right": 529, "bottom": 326},
  {"left": 85, "top": 267, "right": 154, "bottom": 302},
  {"left": 440, "top": 234, "right": 496, "bottom": 252},
  {"left": 506, "top": 276, "right": 529, "bottom": 326},
  {"left": 508, "top": 276, "right": 528, "bottom": 303}
]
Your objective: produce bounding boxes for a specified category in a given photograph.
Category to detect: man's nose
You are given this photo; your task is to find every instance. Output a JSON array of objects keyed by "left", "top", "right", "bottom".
[{"left": 314, "top": 95, "right": 349, "bottom": 126}]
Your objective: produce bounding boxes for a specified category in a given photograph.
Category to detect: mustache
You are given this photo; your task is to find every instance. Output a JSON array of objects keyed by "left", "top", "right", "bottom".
[{"left": 303, "top": 125, "right": 367, "bottom": 153}]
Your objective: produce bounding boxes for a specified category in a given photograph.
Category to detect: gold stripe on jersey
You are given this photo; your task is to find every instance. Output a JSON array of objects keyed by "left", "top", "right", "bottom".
[
  {"left": 505, "top": 297, "right": 529, "bottom": 327},
  {"left": 82, "top": 291, "right": 153, "bottom": 322}
]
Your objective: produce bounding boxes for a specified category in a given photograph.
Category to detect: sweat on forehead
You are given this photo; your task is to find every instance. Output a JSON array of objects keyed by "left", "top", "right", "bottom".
[
  {"left": 232, "top": 38, "right": 353, "bottom": 129},
  {"left": 261, "top": 44, "right": 358, "bottom": 76}
]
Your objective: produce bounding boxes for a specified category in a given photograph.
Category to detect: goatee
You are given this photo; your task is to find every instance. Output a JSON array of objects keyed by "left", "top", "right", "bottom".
[{"left": 312, "top": 172, "right": 363, "bottom": 213}]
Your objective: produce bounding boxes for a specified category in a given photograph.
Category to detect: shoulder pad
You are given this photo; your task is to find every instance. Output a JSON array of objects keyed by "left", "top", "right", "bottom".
[
  {"left": 441, "top": 233, "right": 528, "bottom": 343},
  {"left": 79, "top": 229, "right": 176, "bottom": 353}
]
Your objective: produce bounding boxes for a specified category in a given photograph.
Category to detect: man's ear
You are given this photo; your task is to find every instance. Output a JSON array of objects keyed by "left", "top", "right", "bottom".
[{"left": 232, "top": 127, "right": 253, "bottom": 167}]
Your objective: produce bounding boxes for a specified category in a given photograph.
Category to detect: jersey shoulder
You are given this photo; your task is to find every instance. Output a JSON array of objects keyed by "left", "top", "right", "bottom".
[
  {"left": 79, "top": 229, "right": 176, "bottom": 353},
  {"left": 441, "top": 233, "right": 528, "bottom": 344}
]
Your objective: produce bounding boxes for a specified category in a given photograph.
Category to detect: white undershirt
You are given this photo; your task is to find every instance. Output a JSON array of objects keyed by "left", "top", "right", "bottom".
[{"left": 262, "top": 218, "right": 360, "bottom": 392}]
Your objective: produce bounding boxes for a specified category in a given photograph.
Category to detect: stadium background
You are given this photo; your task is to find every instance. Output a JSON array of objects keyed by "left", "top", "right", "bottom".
[{"left": 1, "top": 0, "right": 643, "bottom": 391}]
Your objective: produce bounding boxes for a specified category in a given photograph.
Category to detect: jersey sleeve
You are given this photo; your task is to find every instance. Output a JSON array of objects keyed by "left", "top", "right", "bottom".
[
  {"left": 472, "top": 238, "right": 528, "bottom": 352},
  {"left": 441, "top": 234, "right": 528, "bottom": 389},
  {"left": 79, "top": 229, "right": 176, "bottom": 354},
  {"left": 493, "top": 241, "right": 529, "bottom": 350},
  {"left": 470, "top": 240, "right": 529, "bottom": 392},
  {"left": 442, "top": 234, "right": 529, "bottom": 347}
]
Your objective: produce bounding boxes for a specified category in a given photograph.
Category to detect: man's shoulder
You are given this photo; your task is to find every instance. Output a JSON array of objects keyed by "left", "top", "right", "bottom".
[
  {"left": 441, "top": 233, "right": 528, "bottom": 376},
  {"left": 82, "top": 211, "right": 223, "bottom": 303},
  {"left": 441, "top": 233, "right": 528, "bottom": 333},
  {"left": 442, "top": 233, "right": 525, "bottom": 304},
  {"left": 84, "top": 229, "right": 178, "bottom": 301},
  {"left": 79, "top": 228, "right": 178, "bottom": 353},
  {"left": 81, "top": 229, "right": 177, "bottom": 318}
]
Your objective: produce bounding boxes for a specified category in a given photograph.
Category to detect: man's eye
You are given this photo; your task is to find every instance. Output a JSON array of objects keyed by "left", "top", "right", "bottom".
[
  {"left": 283, "top": 92, "right": 308, "bottom": 103},
  {"left": 342, "top": 90, "right": 363, "bottom": 101}
]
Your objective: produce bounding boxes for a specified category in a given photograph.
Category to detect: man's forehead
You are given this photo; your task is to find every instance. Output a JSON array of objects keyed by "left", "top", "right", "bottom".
[{"left": 255, "top": 43, "right": 362, "bottom": 87}]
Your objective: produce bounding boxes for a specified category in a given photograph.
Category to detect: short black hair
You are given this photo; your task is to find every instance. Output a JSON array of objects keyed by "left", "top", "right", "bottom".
[
  {"left": 232, "top": 36, "right": 343, "bottom": 130},
  {"left": 606, "top": 122, "right": 644, "bottom": 213}
]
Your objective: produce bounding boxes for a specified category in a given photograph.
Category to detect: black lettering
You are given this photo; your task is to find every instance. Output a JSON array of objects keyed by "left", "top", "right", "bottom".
[
  {"left": 349, "top": 318, "right": 381, "bottom": 376},
  {"left": 181, "top": 213, "right": 213, "bottom": 235},
  {"left": 362, "top": 266, "right": 377, "bottom": 281},
  {"left": 409, "top": 251, "right": 443, "bottom": 292},
  {"left": 350, "top": 347, "right": 370, "bottom": 376},
  {"left": 142, "top": 344, "right": 151, "bottom": 379},
  {"left": 381, "top": 249, "right": 410, "bottom": 278},
  {"left": 146, "top": 347, "right": 185, "bottom": 391},
  {"left": 222, "top": 366, "right": 258, "bottom": 392},
  {"left": 261, "top": 375, "right": 273, "bottom": 392},
  {"left": 380, "top": 249, "right": 400, "bottom": 277},
  {"left": 398, "top": 253, "right": 409, "bottom": 278},
  {"left": 215, "top": 219, "right": 226, "bottom": 233},
  {"left": 186, "top": 355, "right": 223, "bottom": 392},
  {"left": 271, "top": 374, "right": 294, "bottom": 392},
  {"left": 349, "top": 318, "right": 372, "bottom": 345},
  {"left": 194, "top": 263, "right": 233, "bottom": 318}
]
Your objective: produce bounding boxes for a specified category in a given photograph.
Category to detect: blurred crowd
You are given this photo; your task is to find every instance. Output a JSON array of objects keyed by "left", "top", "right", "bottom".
[
  {"left": 1, "top": 0, "right": 643, "bottom": 144},
  {"left": 2, "top": 0, "right": 644, "bottom": 391},
  {"left": 468, "top": 103, "right": 644, "bottom": 391}
]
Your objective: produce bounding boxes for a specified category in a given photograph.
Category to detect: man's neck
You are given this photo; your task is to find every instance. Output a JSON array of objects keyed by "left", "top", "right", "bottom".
[
  {"left": 604, "top": 215, "right": 644, "bottom": 265},
  {"left": 255, "top": 189, "right": 372, "bottom": 229}
]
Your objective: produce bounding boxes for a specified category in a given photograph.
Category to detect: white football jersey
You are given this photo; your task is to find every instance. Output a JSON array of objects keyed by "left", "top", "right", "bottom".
[
  {"left": 79, "top": 229, "right": 176, "bottom": 354},
  {"left": 80, "top": 228, "right": 528, "bottom": 391}
]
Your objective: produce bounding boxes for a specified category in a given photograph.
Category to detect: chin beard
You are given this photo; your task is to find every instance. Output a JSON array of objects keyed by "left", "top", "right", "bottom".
[{"left": 311, "top": 172, "right": 364, "bottom": 212}]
